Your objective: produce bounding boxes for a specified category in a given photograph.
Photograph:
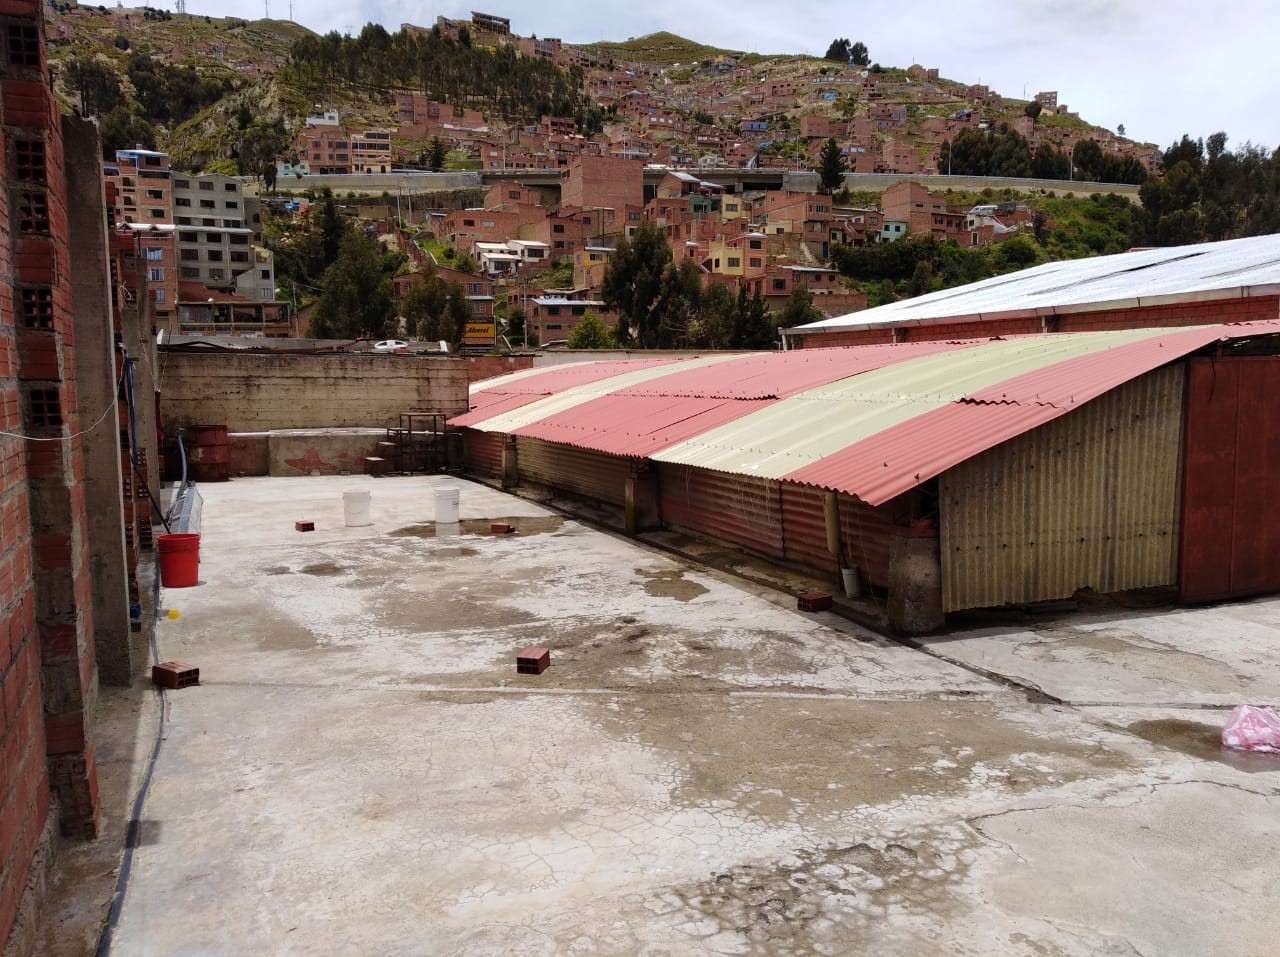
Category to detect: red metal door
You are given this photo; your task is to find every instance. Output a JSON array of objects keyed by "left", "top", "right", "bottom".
[{"left": 1180, "top": 357, "right": 1280, "bottom": 602}]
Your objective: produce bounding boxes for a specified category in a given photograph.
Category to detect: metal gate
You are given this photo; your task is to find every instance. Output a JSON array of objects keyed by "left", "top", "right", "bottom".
[{"left": 1180, "top": 356, "right": 1280, "bottom": 602}]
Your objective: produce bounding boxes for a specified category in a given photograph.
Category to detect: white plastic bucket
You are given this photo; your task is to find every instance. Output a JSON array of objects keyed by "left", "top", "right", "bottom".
[
  {"left": 434, "top": 485, "right": 460, "bottom": 524},
  {"left": 841, "top": 566, "right": 861, "bottom": 599},
  {"left": 343, "top": 489, "right": 372, "bottom": 527}
]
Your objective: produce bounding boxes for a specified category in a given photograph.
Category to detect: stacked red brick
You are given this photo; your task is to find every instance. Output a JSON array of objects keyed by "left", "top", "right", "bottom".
[{"left": 2, "top": 2, "right": 100, "bottom": 947}]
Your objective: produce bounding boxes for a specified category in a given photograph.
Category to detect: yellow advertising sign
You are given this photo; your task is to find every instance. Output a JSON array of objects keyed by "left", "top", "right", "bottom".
[{"left": 463, "top": 322, "right": 496, "bottom": 343}]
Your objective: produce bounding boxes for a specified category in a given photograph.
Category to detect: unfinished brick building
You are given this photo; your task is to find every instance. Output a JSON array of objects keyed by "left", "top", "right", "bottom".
[{"left": 2, "top": 3, "right": 133, "bottom": 950}]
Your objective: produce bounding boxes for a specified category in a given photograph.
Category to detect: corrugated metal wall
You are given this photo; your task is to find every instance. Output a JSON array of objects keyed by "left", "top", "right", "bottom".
[
  {"left": 939, "top": 364, "right": 1184, "bottom": 612},
  {"left": 658, "top": 464, "right": 786, "bottom": 558},
  {"left": 463, "top": 429, "right": 504, "bottom": 479},
  {"left": 517, "top": 437, "right": 631, "bottom": 506},
  {"left": 781, "top": 484, "right": 838, "bottom": 573},
  {"left": 1181, "top": 356, "right": 1280, "bottom": 602},
  {"left": 839, "top": 494, "right": 899, "bottom": 589}
]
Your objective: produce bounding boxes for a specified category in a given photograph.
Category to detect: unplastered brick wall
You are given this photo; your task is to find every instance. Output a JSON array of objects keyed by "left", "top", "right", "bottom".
[
  {"left": 160, "top": 352, "right": 470, "bottom": 431},
  {"left": 4, "top": 5, "right": 101, "bottom": 948}
]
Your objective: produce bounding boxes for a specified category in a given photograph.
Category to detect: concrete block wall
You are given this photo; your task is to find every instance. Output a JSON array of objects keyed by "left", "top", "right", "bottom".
[{"left": 160, "top": 353, "right": 470, "bottom": 432}]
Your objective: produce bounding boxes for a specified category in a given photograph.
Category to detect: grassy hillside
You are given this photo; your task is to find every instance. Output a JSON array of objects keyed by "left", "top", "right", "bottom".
[{"left": 581, "top": 31, "right": 745, "bottom": 66}]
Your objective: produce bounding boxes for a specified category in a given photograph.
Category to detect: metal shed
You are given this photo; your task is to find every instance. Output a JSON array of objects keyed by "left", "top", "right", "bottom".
[{"left": 454, "top": 322, "right": 1280, "bottom": 629}]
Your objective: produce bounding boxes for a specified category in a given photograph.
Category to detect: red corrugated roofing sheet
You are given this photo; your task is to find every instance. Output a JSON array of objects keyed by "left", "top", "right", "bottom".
[
  {"left": 514, "top": 395, "right": 769, "bottom": 456},
  {"left": 492, "top": 339, "right": 986, "bottom": 456},
  {"left": 450, "top": 358, "right": 681, "bottom": 428},
  {"left": 786, "top": 322, "right": 1280, "bottom": 504}
]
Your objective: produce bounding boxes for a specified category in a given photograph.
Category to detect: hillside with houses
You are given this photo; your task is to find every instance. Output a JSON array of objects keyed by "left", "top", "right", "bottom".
[{"left": 51, "top": 7, "right": 1276, "bottom": 348}]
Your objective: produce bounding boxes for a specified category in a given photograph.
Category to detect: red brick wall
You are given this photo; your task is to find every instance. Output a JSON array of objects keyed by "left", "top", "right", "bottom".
[
  {"left": 3, "top": 4, "right": 100, "bottom": 946},
  {"left": 465, "top": 354, "right": 534, "bottom": 383},
  {"left": 791, "top": 294, "right": 1280, "bottom": 348}
]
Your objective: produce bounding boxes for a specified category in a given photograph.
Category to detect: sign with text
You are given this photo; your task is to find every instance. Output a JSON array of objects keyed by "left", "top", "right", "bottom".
[{"left": 463, "top": 321, "right": 496, "bottom": 345}]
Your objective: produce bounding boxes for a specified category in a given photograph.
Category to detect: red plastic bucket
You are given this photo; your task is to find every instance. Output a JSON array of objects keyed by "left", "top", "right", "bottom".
[{"left": 157, "top": 533, "right": 200, "bottom": 588}]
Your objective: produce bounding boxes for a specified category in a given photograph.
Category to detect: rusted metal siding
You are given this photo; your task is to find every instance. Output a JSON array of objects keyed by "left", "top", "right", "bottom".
[
  {"left": 781, "top": 484, "right": 838, "bottom": 573},
  {"left": 1181, "top": 356, "right": 1280, "bottom": 602},
  {"left": 838, "top": 494, "right": 900, "bottom": 589},
  {"left": 939, "top": 364, "right": 1185, "bottom": 612},
  {"left": 516, "top": 437, "right": 631, "bottom": 506},
  {"left": 462, "top": 428, "right": 504, "bottom": 479},
  {"left": 658, "top": 464, "right": 785, "bottom": 558}
]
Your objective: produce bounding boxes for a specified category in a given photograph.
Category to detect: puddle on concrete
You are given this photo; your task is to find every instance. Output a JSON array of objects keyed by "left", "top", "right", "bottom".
[
  {"left": 1127, "top": 719, "right": 1280, "bottom": 772},
  {"left": 1027, "top": 631, "right": 1248, "bottom": 686},
  {"left": 388, "top": 516, "right": 565, "bottom": 538},
  {"left": 260, "top": 562, "right": 346, "bottom": 577},
  {"left": 635, "top": 567, "right": 710, "bottom": 602},
  {"left": 300, "top": 562, "right": 344, "bottom": 576}
]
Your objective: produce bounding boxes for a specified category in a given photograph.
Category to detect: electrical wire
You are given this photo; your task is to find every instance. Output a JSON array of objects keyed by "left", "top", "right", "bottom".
[{"left": 0, "top": 361, "right": 126, "bottom": 443}]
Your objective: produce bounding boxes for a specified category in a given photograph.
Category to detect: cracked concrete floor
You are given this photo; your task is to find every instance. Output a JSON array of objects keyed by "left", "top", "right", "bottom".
[{"left": 35, "top": 475, "right": 1280, "bottom": 956}]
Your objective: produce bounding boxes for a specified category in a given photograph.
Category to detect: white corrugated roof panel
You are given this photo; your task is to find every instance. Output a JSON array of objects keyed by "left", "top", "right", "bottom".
[{"left": 793, "top": 234, "right": 1280, "bottom": 333}]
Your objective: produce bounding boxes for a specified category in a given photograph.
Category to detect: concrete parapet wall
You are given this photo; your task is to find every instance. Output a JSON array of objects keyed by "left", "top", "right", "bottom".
[{"left": 161, "top": 353, "right": 469, "bottom": 432}]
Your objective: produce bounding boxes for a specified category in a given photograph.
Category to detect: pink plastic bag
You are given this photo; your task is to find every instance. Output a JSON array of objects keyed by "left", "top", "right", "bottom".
[{"left": 1221, "top": 704, "right": 1280, "bottom": 753}]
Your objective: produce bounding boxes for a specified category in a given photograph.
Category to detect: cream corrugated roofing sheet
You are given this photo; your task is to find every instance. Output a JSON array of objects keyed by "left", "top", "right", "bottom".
[
  {"left": 650, "top": 327, "right": 1171, "bottom": 477},
  {"left": 793, "top": 234, "right": 1280, "bottom": 333}
]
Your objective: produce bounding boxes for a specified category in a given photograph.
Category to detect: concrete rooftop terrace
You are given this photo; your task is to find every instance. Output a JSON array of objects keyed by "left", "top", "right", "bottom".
[{"left": 34, "top": 475, "right": 1280, "bottom": 956}]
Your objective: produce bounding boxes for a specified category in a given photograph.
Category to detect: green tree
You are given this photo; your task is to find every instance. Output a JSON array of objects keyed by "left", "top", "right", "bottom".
[
  {"left": 99, "top": 107, "right": 155, "bottom": 158},
  {"left": 824, "top": 38, "right": 851, "bottom": 62},
  {"left": 691, "top": 282, "right": 736, "bottom": 349},
  {"left": 1024, "top": 101, "right": 1042, "bottom": 121},
  {"left": 732, "top": 288, "right": 774, "bottom": 349},
  {"left": 850, "top": 41, "right": 869, "bottom": 64},
  {"left": 907, "top": 260, "right": 936, "bottom": 297},
  {"left": 601, "top": 221, "right": 672, "bottom": 348},
  {"left": 566, "top": 310, "right": 614, "bottom": 349},
  {"left": 817, "top": 137, "right": 847, "bottom": 194},
  {"left": 427, "top": 136, "right": 447, "bottom": 172},
  {"left": 239, "top": 123, "right": 288, "bottom": 186},
  {"left": 775, "top": 285, "right": 823, "bottom": 329},
  {"left": 64, "top": 56, "right": 122, "bottom": 116},
  {"left": 319, "top": 195, "right": 346, "bottom": 268},
  {"left": 309, "top": 232, "right": 396, "bottom": 339}
]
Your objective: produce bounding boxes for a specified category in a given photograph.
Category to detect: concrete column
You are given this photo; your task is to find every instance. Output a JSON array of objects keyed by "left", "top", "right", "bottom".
[
  {"left": 501, "top": 435, "right": 518, "bottom": 490},
  {"left": 886, "top": 530, "right": 944, "bottom": 634},
  {"left": 65, "top": 115, "right": 132, "bottom": 686},
  {"left": 624, "top": 467, "right": 661, "bottom": 536}
]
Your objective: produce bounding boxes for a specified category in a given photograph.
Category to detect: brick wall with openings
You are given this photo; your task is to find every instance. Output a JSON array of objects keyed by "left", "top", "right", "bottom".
[{"left": 2, "top": 2, "right": 100, "bottom": 948}]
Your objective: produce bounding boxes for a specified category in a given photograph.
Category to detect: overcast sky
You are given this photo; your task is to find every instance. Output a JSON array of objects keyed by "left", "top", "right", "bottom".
[{"left": 170, "top": 0, "right": 1277, "bottom": 152}]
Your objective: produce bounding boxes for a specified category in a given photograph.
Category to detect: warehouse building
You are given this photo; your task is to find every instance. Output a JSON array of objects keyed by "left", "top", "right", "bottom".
[
  {"left": 456, "top": 321, "right": 1280, "bottom": 631},
  {"left": 781, "top": 234, "right": 1280, "bottom": 349}
]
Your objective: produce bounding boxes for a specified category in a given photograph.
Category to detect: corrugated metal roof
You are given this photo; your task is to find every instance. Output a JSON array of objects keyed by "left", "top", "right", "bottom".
[
  {"left": 651, "top": 328, "right": 1169, "bottom": 482},
  {"left": 451, "top": 322, "right": 1280, "bottom": 506},
  {"left": 491, "top": 340, "right": 988, "bottom": 457},
  {"left": 462, "top": 354, "right": 742, "bottom": 435},
  {"left": 790, "top": 234, "right": 1280, "bottom": 335},
  {"left": 781, "top": 323, "right": 1277, "bottom": 504},
  {"left": 451, "top": 358, "right": 682, "bottom": 428}
]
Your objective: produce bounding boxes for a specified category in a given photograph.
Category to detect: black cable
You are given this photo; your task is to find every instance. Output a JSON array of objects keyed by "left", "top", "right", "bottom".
[{"left": 94, "top": 563, "right": 167, "bottom": 957}]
